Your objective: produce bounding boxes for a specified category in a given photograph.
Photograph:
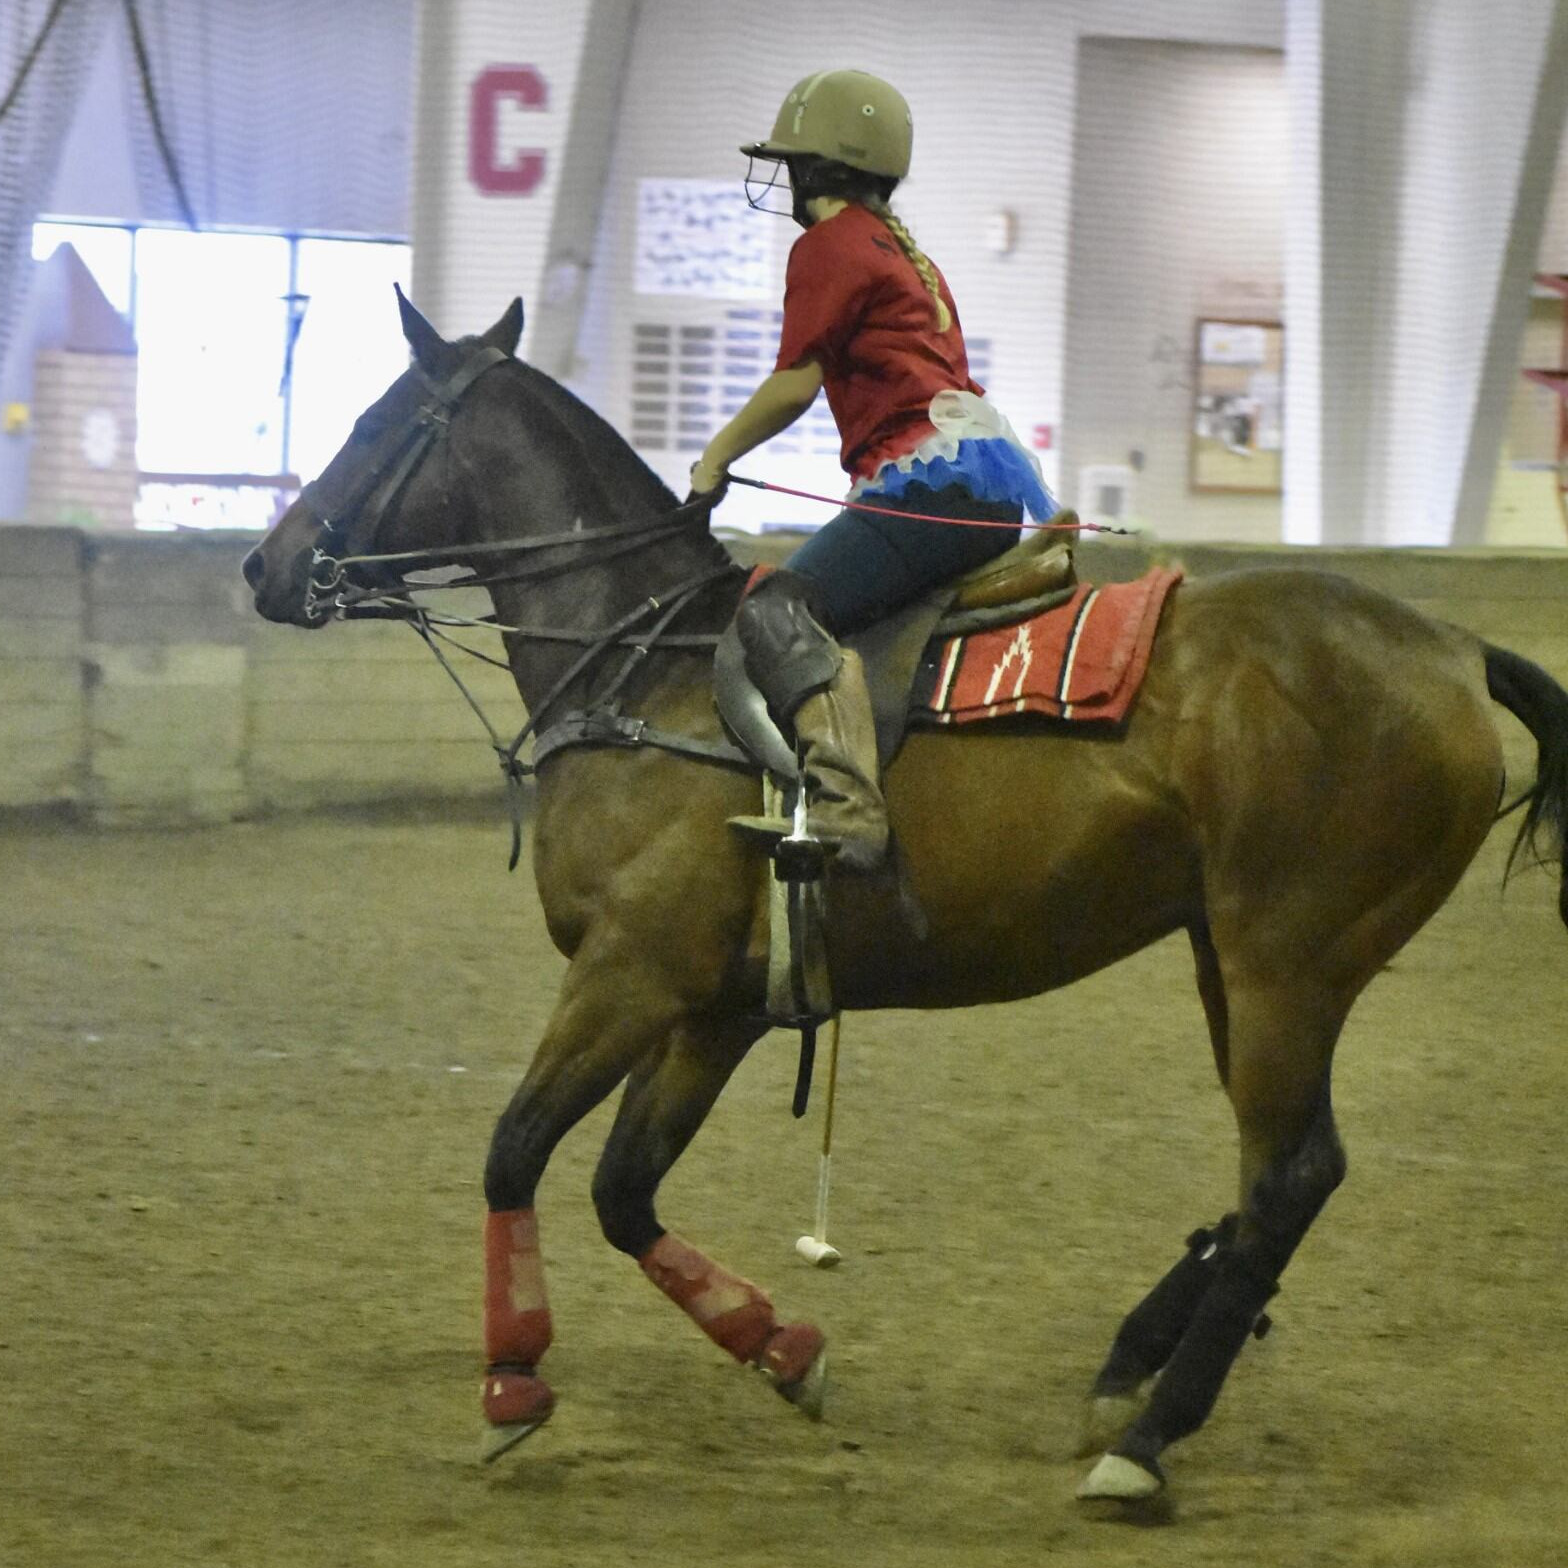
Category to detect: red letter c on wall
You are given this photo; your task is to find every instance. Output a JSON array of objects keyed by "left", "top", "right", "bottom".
[{"left": 469, "top": 65, "right": 547, "bottom": 195}]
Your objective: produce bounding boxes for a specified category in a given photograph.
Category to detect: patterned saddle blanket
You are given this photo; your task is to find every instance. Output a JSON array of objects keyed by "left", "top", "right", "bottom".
[{"left": 913, "top": 568, "right": 1183, "bottom": 728}]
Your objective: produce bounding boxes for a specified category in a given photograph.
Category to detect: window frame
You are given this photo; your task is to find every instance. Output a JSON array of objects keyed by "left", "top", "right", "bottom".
[{"left": 30, "top": 216, "right": 410, "bottom": 521}]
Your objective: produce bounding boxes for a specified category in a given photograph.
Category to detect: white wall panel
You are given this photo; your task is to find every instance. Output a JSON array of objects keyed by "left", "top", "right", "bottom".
[
  {"left": 1286, "top": 0, "right": 1568, "bottom": 548},
  {"left": 406, "top": 0, "right": 1567, "bottom": 546},
  {"left": 409, "top": 0, "right": 635, "bottom": 348},
  {"left": 569, "top": 0, "right": 1284, "bottom": 531},
  {"left": 1063, "top": 41, "right": 1286, "bottom": 543}
]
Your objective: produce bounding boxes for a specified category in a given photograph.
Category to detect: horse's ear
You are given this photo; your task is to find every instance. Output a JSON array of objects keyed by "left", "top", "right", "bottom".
[
  {"left": 480, "top": 298, "right": 524, "bottom": 358},
  {"left": 395, "top": 282, "right": 446, "bottom": 370}
]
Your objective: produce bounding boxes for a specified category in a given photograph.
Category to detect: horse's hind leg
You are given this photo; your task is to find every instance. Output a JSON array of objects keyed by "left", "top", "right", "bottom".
[
  {"left": 480, "top": 948, "right": 689, "bottom": 1460},
  {"left": 1078, "top": 1214, "right": 1245, "bottom": 1457},
  {"left": 1079, "top": 981, "right": 1348, "bottom": 1499},
  {"left": 592, "top": 1017, "right": 829, "bottom": 1417}
]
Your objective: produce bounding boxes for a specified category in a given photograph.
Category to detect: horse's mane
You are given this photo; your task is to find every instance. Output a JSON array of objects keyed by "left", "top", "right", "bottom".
[
  {"left": 449, "top": 339, "right": 738, "bottom": 590},
  {"left": 472, "top": 345, "right": 678, "bottom": 519}
]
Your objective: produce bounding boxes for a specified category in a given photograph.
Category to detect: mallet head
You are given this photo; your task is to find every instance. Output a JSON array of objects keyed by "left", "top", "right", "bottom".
[{"left": 795, "top": 1234, "right": 842, "bottom": 1268}]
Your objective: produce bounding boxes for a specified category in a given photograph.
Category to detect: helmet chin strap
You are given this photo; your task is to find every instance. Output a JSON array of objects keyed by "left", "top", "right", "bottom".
[{"left": 786, "top": 157, "right": 829, "bottom": 229}]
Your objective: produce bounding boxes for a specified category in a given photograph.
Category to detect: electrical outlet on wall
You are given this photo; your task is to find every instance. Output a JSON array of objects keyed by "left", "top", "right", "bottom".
[{"left": 1078, "top": 463, "right": 1136, "bottom": 527}]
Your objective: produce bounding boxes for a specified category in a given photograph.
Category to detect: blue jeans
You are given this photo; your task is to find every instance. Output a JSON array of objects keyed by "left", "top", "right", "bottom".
[{"left": 783, "top": 481, "right": 1022, "bottom": 638}]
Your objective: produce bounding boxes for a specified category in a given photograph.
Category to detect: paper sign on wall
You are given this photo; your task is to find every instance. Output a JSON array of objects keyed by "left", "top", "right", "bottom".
[
  {"left": 1198, "top": 321, "right": 1268, "bottom": 368},
  {"left": 635, "top": 178, "right": 773, "bottom": 301}
]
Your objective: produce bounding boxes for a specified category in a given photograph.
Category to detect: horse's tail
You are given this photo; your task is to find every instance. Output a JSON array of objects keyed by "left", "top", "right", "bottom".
[{"left": 1485, "top": 643, "right": 1568, "bottom": 928}]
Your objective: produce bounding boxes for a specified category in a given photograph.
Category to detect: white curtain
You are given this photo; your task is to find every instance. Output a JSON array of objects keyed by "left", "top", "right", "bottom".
[
  {"left": 120, "top": 0, "right": 415, "bottom": 236},
  {"left": 0, "top": 0, "right": 113, "bottom": 366}
]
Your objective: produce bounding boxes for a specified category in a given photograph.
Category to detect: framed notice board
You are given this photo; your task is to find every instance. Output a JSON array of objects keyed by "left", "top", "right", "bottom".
[{"left": 1190, "top": 319, "right": 1283, "bottom": 494}]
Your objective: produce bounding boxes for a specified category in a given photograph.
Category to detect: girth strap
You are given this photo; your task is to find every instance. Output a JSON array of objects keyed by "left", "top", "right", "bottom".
[{"left": 530, "top": 710, "right": 755, "bottom": 773}]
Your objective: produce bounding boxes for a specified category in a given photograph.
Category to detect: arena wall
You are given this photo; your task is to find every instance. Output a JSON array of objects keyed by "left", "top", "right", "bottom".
[
  {"left": 0, "top": 526, "right": 520, "bottom": 826},
  {"left": 1, "top": 520, "right": 1562, "bottom": 826}
]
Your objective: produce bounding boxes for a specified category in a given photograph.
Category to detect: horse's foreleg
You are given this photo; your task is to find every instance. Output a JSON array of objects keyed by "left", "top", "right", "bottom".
[
  {"left": 591, "top": 1018, "right": 828, "bottom": 1418},
  {"left": 1079, "top": 985, "right": 1347, "bottom": 1500},
  {"left": 480, "top": 953, "right": 687, "bottom": 1460},
  {"left": 1079, "top": 924, "right": 1238, "bottom": 1455}
]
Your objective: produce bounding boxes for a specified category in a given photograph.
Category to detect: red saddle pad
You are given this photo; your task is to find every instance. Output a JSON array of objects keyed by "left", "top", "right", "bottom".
[{"left": 922, "top": 567, "right": 1183, "bottom": 727}]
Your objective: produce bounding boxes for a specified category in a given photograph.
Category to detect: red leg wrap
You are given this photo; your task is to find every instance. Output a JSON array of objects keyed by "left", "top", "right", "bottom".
[
  {"left": 484, "top": 1208, "right": 552, "bottom": 1367},
  {"left": 639, "top": 1233, "right": 777, "bottom": 1365},
  {"left": 481, "top": 1366, "right": 556, "bottom": 1429}
]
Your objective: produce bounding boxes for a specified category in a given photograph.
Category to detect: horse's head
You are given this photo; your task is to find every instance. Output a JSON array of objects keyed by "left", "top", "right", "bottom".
[{"left": 242, "top": 288, "right": 524, "bottom": 625}]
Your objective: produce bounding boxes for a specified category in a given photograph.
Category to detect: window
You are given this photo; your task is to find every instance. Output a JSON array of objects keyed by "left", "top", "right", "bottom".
[
  {"left": 32, "top": 221, "right": 134, "bottom": 316},
  {"left": 29, "top": 219, "right": 411, "bottom": 529},
  {"left": 134, "top": 229, "right": 292, "bottom": 478},
  {"left": 285, "top": 239, "right": 412, "bottom": 484}
]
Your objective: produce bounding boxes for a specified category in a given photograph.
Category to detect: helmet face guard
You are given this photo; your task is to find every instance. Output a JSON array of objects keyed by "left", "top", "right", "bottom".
[
  {"left": 743, "top": 154, "right": 795, "bottom": 218},
  {"left": 743, "top": 152, "right": 899, "bottom": 229}
]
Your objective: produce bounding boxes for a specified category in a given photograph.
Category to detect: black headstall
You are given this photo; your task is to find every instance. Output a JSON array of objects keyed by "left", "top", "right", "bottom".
[{"left": 298, "top": 344, "right": 510, "bottom": 619}]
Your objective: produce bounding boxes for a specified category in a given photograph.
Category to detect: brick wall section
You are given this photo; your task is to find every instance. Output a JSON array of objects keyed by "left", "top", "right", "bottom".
[
  {"left": 26, "top": 352, "right": 140, "bottom": 529},
  {"left": 0, "top": 522, "right": 1564, "bottom": 824},
  {"left": 84, "top": 534, "right": 252, "bottom": 826},
  {"left": 245, "top": 580, "right": 522, "bottom": 812}
]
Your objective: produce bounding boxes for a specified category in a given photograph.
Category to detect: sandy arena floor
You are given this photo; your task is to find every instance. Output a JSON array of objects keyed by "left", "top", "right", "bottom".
[{"left": 3, "top": 807, "right": 1566, "bottom": 1567}]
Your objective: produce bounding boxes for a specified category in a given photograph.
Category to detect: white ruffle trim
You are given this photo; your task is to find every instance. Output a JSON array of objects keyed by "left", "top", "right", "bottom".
[{"left": 848, "top": 389, "right": 1048, "bottom": 497}]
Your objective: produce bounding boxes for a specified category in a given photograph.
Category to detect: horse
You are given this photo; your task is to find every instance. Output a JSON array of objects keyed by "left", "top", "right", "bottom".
[{"left": 241, "top": 291, "right": 1568, "bottom": 1502}]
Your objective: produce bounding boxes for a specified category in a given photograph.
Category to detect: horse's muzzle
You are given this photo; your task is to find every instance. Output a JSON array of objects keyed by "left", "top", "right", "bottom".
[{"left": 242, "top": 544, "right": 326, "bottom": 627}]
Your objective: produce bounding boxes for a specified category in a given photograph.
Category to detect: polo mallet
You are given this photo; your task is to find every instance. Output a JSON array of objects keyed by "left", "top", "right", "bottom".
[{"left": 795, "top": 1012, "right": 843, "bottom": 1267}]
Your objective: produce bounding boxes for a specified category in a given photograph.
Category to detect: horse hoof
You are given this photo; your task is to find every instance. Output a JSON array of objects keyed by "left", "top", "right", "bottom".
[
  {"left": 1075, "top": 1390, "right": 1146, "bottom": 1458},
  {"left": 481, "top": 1417, "right": 549, "bottom": 1464},
  {"left": 1075, "top": 1452, "right": 1165, "bottom": 1501},
  {"left": 757, "top": 1323, "right": 828, "bottom": 1421},
  {"left": 480, "top": 1368, "right": 555, "bottom": 1463},
  {"left": 777, "top": 1347, "right": 829, "bottom": 1420}
]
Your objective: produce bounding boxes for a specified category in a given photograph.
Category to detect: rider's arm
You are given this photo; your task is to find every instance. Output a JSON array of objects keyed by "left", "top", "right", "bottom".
[{"left": 690, "top": 360, "right": 824, "bottom": 493}]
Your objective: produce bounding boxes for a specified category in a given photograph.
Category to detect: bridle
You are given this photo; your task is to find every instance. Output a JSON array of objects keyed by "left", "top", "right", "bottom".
[
  {"left": 296, "top": 343, "right": 509, "bottom": 620},
  {"left": 288, "top": 340, "right": 752, "bottom": 865},
  {"left": 296, "top": 343, "right": 732, "bottom": 614}
]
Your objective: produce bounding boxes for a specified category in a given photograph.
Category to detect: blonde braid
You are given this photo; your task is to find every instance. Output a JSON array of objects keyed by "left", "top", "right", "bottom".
[{"left": 866, "top": 198, "right": 952, "bottom": 332}]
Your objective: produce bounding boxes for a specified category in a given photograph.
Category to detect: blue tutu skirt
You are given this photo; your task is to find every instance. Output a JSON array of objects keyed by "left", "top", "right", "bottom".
[{"left": 856, "top": 435, "right": 1058, "bottom": 523}]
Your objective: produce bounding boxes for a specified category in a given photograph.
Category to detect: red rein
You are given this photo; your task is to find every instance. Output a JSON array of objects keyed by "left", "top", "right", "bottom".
[{"left": 727, "top": 473, "right": 1119, "bottom": 535}]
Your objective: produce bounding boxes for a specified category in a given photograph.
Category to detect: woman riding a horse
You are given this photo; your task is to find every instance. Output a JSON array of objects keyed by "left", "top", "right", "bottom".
[{"left": 694, "top": 69, "right": 1057, "bottom": 870}]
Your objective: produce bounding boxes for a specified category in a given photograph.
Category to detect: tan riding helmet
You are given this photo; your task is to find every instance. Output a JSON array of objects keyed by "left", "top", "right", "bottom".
[{"left": 741, "top": 69, "right": 912, "bottom": 179}]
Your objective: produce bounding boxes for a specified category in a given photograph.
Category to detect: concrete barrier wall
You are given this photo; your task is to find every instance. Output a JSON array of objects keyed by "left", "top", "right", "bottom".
[
  {"left": 1, "top": 522, "right": 1564, "bottom": 826},
  {"left": 0, "top": 528, "right": 86, "bottom": 809},
  {"left": 0, "top": 526, "right": 523, "bottom": 826}
]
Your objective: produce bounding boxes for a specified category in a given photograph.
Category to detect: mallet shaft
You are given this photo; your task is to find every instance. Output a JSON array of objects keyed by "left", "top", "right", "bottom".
[{"left": 795, "top": 1015, "right": 844, "bottom": 1267}]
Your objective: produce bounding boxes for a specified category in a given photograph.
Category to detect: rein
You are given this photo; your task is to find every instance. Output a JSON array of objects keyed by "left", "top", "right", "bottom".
[
  {"left": 727, "top": 473, "right": 1140, "bottom": 536},
  {"left": 294, "top": 344, "right": 754, "bottom": 867},
  {"left": 294, "top": 340, "right": 1118, "bottom": 870},
  {"left": 311, "top": 518, "right": 752, "bottom": 869}
]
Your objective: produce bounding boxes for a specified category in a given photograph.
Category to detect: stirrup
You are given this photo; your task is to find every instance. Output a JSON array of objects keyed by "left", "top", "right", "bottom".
[{"left": 730, "top": 814, "right": 836, "bottom": 882}]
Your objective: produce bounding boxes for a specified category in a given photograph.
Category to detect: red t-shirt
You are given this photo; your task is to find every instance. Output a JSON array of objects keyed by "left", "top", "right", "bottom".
[{"left": 773, "top": 204, "right": 983, "bottom": 481}]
